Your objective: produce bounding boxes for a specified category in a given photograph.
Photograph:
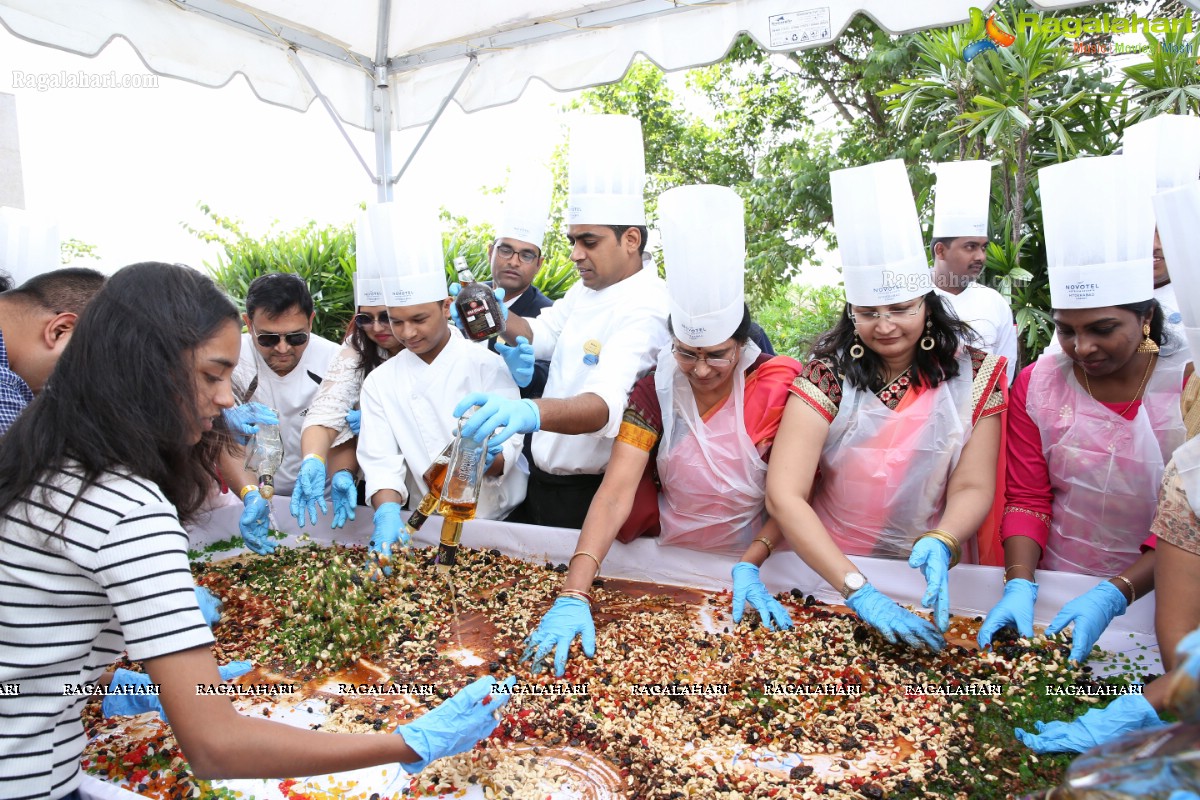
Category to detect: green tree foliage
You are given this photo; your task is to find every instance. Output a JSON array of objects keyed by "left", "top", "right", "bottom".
[
  {"left": 187, "top": 204, "right": 356, "bottom": 342},
  {"left": 60, "top": 238, "right": 100, "bottom": 264}
]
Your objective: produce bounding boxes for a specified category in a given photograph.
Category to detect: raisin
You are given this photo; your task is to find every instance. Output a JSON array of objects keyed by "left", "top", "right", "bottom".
[{"left": 789, "top": 765, "right": 814, "bottom": 779}]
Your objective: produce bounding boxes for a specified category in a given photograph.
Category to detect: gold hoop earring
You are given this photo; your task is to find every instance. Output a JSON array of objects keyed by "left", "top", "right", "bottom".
[
  {"left": 849, "top": 334, "right": 865, "bottom": 359},
  {"left": 1137, "top": 322, "right": 1159, "bottom": 354},
  {"left": 920, "top": 319, "right": 935, "bottom": 352}
]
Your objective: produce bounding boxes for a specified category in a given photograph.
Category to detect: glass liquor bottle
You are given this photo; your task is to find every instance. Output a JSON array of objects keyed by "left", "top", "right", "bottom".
[
  {"left": 402, "top": 441, "right": 453, "bottom": 539},
  {"left": 453, "top": 256, "right": 505, "bottom": 341},
  {"left": 245, "top": 421, "right": 284, "bottom": 500},
  {"left": 434, "top": 413, "right": 491, "bottom": 571}
]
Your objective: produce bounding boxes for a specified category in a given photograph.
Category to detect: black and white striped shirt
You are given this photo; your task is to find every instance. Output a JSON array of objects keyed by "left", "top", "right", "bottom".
[{"left": 0, "top": 465, "right": 213, "bottom": 800}]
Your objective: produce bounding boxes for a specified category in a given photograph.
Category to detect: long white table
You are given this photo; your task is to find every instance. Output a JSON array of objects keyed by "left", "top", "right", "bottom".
[{"left": 80, "top": 494, "right": 1160, "bottom": 799}]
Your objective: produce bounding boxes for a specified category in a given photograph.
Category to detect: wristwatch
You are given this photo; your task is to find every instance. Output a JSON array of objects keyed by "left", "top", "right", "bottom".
[{"left": 840, "top": 572, "right": 867, "bottom": 599}]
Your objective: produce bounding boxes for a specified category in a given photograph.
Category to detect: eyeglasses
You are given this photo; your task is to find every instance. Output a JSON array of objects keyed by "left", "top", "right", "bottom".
[
  {"left": 253, "top": 328, "right": 310, "bottom": 348},
  {"left": 672, "top": 345, "right": 736, "bottom": 368},
  {"left": 848, "top": 298, "right": 925, "bottom": 324},
  {"left": 494, "top": 243, "right": 539, "bottom": 265},
  {"left": 354, "top": 311, "right": 391, "bottom": 328}
]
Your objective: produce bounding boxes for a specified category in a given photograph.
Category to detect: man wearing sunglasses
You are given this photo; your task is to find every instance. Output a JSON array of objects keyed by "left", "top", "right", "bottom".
[{"left": 223, "top": 273, "right": 340, "bottom": 551}]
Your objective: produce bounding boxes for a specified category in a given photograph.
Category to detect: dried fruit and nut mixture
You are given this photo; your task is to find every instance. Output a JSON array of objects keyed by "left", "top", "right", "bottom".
[{"left": 82, "top": 543, "right": 1153, "bottom": 800}]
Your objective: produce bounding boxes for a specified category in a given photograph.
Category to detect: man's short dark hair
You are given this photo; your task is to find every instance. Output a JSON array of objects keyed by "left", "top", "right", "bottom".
[
  {"left": 6, "top": 267, "right": 107, "bottom": 315},
  {"left": 930, "top": 237, "right": 958, "bottom": 261},
  {"left": 0, "top": 271, "right": 12, "bottom": 293},
  {"left": 245, "top": 273, "right": 314, "bottom": 320},
  {"left": 608, "top": 225, "right": 649, "bottom": 255}
]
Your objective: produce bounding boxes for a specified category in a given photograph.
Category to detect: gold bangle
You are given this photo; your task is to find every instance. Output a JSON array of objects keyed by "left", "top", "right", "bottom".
[
  {"left": 1111, "top": 575, "right": 1137, "bottom": 605},
  {"left": 753, "top": 536, "right": 775, "bottom": 555},
  {"left": 917, "top": 529, "right": 961, "bottom": 569},
  {"left": 1003, "top": 564, "right": 1033, "bottom": 584},
  {"left": 238, "top": 484, "right": 259, "bottom": 500},
  {"left": 570, "top": 551, "right": 602, "bottom": 574},
  {"left": 558, "top": 589, "right": 594, "bottom": 607},
  {"left": 303, "top": 452, "right": 326, "bottom": 464}
]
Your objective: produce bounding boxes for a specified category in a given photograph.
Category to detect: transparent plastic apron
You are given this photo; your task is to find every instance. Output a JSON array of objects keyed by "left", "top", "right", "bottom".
[
  {"left": 812, "top": 349, "right": 974, "bottom": 559},
  {"left": 1028, "top": 350, "right": 1187, "bottom": 575},
  {"left": 655, "top": 341, "right": 765, "bottom": 554}
]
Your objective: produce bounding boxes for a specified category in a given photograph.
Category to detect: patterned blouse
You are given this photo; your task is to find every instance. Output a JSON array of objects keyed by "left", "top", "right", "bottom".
[{"left": 787, "top": 346, "right": 1008, "bottom": 426}]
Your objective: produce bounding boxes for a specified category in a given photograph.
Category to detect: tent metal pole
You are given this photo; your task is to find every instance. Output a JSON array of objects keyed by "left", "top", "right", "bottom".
[
  {"left": 287, "top": 49, "right": 377, "bottom": 187},
  {"left": 373, "top": 0, "right": 393, "bottom": 201},
  {"left": 390, "top": 53, "right": 477, "bottom": 186}
]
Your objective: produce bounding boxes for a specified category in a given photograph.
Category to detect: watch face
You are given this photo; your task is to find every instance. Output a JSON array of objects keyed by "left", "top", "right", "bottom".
[{"left": 845, "top": 573, "right": 865, "bottom": 591}]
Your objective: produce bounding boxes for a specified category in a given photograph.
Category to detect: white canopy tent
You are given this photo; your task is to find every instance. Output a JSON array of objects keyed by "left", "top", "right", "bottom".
[{"left": 0, "top": 0, "right": 1181, "bottom": 200}]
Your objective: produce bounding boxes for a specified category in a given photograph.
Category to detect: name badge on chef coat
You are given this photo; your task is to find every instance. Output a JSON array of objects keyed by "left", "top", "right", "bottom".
[{"left": 583, "top": 339, "right": 602, "bottom": 366}]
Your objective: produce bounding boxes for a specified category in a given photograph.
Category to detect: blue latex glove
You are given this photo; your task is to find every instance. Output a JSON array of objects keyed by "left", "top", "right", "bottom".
[
  {"left": 239, "top": 489, "right": 276, "bottom": 555},
  {"left": 1170, "top": 793, "right": 1200, "bottom": 800},
  {"left": 977, "top": 578, "right": 1038, "bottom": 650},
  {"left": 846, "top": 583, "right": 944, "bottom": 651},
  {"left": 908, "top": 537, "right": 952, "bottom": 632},
  {"left": 483, "top": 440, "right": 504, "bottom": 473},
  {"left": 521, "top": 596, "right": 596, "bottom": 677},
  {"left": 396, "top": 675, "right": 515, "bottom": 773},
  {"left": 730, "top": 562, "right": 793, "bottom": 631},
  {"left": 222, "top": 402, "right": 279, "bottom": 443},
  {"left": 331, "top": 470, "right": 357, "bottom": 529},
  {"left": 290, "top": 456, "right": 329, "bottom": 528},
  {"left": 1046, "top": 581, "right": 1128, "bottom": 663},
  {"left": 453, "top": 393, "right": 540, "bottom": 447},
  {"left": 370, "top": 502, "right": 408, "bottom": 576},
  {"left": 448, "top": 282, "right": 509, "bottom": 335},
  {"left": 103, "top": 661, "right": 255, "bottom": 720},
  {"left": 496, "top": 335, "right": 535, "bottom": 388},
  {"left": 345, "top": 408, "right": 362, "bottom": 436},
  {"left": 1015, "top": 692, "right": 1164, "bottom": 754},
  {"left": 193, "top": 585, "right": 222, "bottom": 628}
]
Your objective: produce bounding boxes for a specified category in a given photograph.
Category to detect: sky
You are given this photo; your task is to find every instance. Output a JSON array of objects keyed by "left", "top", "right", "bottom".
[{"left": 0, "top": 27, "right": 573, "bottom": 273}]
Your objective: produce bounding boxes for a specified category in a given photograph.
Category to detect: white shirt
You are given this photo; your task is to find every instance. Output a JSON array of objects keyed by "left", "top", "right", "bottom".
[
  {"left": 233, "top": 332, "right": 341, "bottom": 495},
  {"left": 527, "top": 266, "right": 670, "bottom": 475},
  {"left": 358, "top": 327, "right": 527, "bottom": 520},
  {"left": 0, "top": 466, "right": 213, "bottom": 800},
  {"left": 1155, "top": 283, "right": 1192, "bottom": 363},
  {"left": 302, "top": 343, "right": 390, "bottom": 449},
  {"left": 936, "top": 283, "right": 1017, "bottom": 381}
]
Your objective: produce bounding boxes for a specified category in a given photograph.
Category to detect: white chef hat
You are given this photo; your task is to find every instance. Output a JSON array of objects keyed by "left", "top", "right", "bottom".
[
  {"left": 1153, "top": 181, "right": 1200, "bottom": 361},
  {"left": 659, "top": 185, "right": 745, "bottom": 347},
  {"left": 352, "top": 274, "right": 385, "bottom": 308},
  {"left": 830, "top": 159, "right": 931, "bottom": 306},
  {"left": 1123, "top": 114, "right": 1200, "bottom": 192},
  {"left": 496, "top": 165, "right": 552, "bottom": 250},
  {"left": 0, "top": 207, "right": 60, "bottom": 287},
  {"left": 1040, "top": 155, "right": 1154, "bottom": 309},
  {"left": 932, "top": 160, "right": 993, "bottom": 238},
  {"left": 355, "top": 202, "right": 446, "bottom": 307},
  {"left": 567, "top": 115, "right": 646, "bottom": 226}
]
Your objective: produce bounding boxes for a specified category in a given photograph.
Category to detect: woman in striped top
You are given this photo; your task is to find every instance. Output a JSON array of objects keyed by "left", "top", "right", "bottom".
[{"left": 0, "top": 262, "right": 509, "bottom": 800}]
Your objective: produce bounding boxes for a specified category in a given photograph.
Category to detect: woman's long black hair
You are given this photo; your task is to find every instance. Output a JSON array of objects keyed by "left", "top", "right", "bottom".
[
  {"left": 345, "top": 313, "right": 388, "bottom": 379},
  {"left": 810, "top": 291, "right": 975, "bottom": 392},
  {"left": 0, "top": 262, "right": 241, "bottom": 528}
]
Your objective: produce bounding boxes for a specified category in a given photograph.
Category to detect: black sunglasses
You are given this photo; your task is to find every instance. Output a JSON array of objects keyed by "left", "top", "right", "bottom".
[
  {"left": 354, "top": 311, "right": 391, "bottom": 328},
  {"left": 254, "top": 330, "right": 309, "bottom": 348}
]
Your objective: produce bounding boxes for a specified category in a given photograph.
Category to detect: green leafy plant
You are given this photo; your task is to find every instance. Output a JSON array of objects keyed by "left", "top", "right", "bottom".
[
  {"left": 187, "top": 204, "right": 356, "bottom": 343},
  {"left": 752, "top": 283, "right": 844, "bottom": 360}
]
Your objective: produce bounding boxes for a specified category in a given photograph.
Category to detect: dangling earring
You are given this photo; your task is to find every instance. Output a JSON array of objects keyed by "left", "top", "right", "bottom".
[
  {"left": 1138, "top": 322, "right": 1159, "bottom": 354},
  {"left": 849, "top": 333, "right": 865, "bottom": 359},
  {"left": 920, "top": 319, "right": 936, "bottom": 352}
]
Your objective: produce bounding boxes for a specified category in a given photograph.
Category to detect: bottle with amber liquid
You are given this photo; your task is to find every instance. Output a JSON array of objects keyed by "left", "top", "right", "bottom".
[
  {"left": 402, "top": 441, "right": 453, "bottom": 540},
  {"left": 434, "top": 413, "right": 491, "bottom": 571},
  {"left": 453, "top": 256, "right": 505, "bottom": 341}
]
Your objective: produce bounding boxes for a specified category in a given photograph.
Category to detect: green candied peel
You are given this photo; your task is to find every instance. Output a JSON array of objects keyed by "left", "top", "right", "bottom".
[
  {"left": 188, "top": 530, "right": 288, "bottom": 563},
  {"left": 199, "top": 543, "right": 449, "bottom": 673}
]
